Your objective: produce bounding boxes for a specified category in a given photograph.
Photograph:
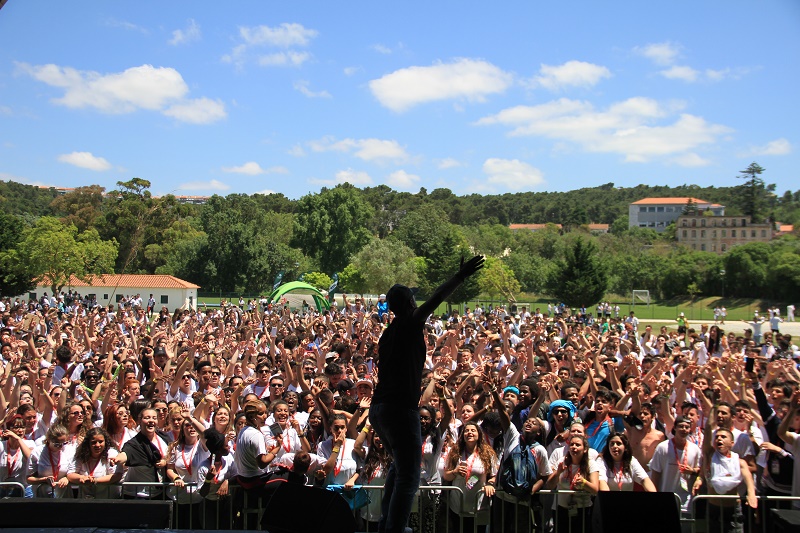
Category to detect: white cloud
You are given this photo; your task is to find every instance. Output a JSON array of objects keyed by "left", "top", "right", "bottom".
[
  {"left": 369, "top": 58, "right": 513, "bottom": 112},
  {"left": 169, "top": 19, "right": 201, "bottom": 45},
  {"left": 57, "top": 151, "right": 112, "bottom": 171},
  {"left": 240, "top": 23, "right": 317, "bottom": 47},
  {"left": 0, "top": 105, "right": 11, "bottom": 115},
  {"left": 660, "top": 65, "right": 700, "bottom": 82},
  {"left": 671, "top": 153, "right": 711, "bottom": 167},
  {"left": 309, "top": 136, "right": 409, "bottom": 163},
  {"left": 223, "top": 23, "right": 317, "bottom": 68},
  {"left": 221, "top": 162, "right": 289, "bottom": 175},
  {"left": 635, "top": 42, "right": 680, "bottom": 66},
  {"left": 293, "top": 80, "right": 331, "bottom": 98},
  {"left": 386, "top": 170, "right": 421, "bottom": 189},
  {"left": 343, "top": 66, "right": 361, "bottom": 76},
  {"left": 372, "top": 44, "right": 392, "bottom": 54},
  {"left": 532, "top": 61, "right": 611, "bottom": 91},
  {"left": 437, "top": 157, "right": 463, "bottom": 169},
  {"left": 477, "top": 97, "right": 731, "bottom": 163},
  {"left": 482, "top": 158, "right": 545, "bottom": 190},
  {"left": 748, "top": 138, "right": 792, "bottom": 156},
  {"left": 288, "top": 145, "right": 306, "bottom": 157},
  {"left": 255, "top": 189, "right": 278, "bottom": 195},
  {"left": 258, "top": 51, "right": 311, "bottom": 67},
  {"left": 163, "top": 97, "right": 226, "bottom": 124},
  {"left": 106, "top": 19, "right": 148, "bottom": 34},
  {"left": 178, "top": 179, "right": 230, "bottom": 191},
  {"left": 334, "top": 169, "right": 372, "bottom": 185},
  {"left": 18, "top": 63, "right": 226, "bottom": 124}
]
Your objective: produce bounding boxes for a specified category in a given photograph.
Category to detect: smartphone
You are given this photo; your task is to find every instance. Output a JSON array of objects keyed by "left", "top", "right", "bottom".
[
  {"left": 745, "top": 357, "right": 755, "bottom": 373},
  {"left": 269, "top": 423, "right": 283, "bottom": 436},
  {"left": 270, "top": 327, "right": 278, "bottom": 336}
]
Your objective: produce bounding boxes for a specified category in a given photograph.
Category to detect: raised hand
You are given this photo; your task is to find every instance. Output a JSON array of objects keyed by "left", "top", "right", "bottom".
[{"left": 457, "top": 255, "right": 485, "bottom": 279}]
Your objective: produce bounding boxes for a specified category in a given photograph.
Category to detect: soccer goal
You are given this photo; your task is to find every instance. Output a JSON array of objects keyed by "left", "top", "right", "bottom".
[{"left": 631, "top": 290, "right": 650, "bottom": 308}]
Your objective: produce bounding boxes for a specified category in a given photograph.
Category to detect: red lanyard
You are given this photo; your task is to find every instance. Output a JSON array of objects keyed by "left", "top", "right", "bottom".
[
  {"left": 334, "top": 442, "right": 345, "bottom": 477},
  {"left": 589, "top": 416, "right": 611, "bottom": 438},
  {"left": 257, "top": 385, "right": 269, "bottom": 399},
  {"left": 7, "top": 447, "right": 20, "bottom": 475},
  {"left": 612, "top": 463, "right": 625, "bottom": 490},
  {"left": 465, "top": 451, "right": 479, "bottom": 480},
  {"left": 567, "top": 464, "right": 581, "bottom": 489},
  {"left": 213, "top": 458, "right": 224, "bottom": 483},
  {"left": 48, "top": 448, "right": 61, "bottom": 479},
  {"left": 368, "top": 464, "right": 382, "bottom": 483},
  {"left": 88, "top": 457, "right": 101, "bottom": 477},
  {"left": 283, "top": 429, "right": 292, "bottom": 452},
  {"left": 182, "top": 443, "right": 197, "bottom": 477},
  {"left": 421, "top": 436, "right": 429, "bottom": 467},
  {"left": 672, "top": 439, "right": 689, "bottom": 471},
  {"left": 151, "top": 435, "right": 164, "bottom": 456}
]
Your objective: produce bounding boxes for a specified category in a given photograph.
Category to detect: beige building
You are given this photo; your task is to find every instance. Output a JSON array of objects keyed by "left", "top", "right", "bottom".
[
  {"left": 629, "top": 197, "right": 725, "bottom": 232},
  {"left": 675, "top": 214, "right": 774, "bottom": 253},
  {"left": 26, "top": 274, "right": 200, "bottom": 310}
]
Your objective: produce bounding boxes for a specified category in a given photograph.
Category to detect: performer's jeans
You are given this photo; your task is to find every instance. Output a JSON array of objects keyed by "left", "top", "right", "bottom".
[{"left": 370, "top": 403, "right": 421, "bottom": 533}]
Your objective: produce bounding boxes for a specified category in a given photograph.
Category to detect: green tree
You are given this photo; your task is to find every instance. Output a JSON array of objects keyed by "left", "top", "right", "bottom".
[
  {"left": 345, "top": 237, "right": 418, "bottom": 293},
  {"left": 302, "top": 272, "right": 334, "bottom": 292},
  {"left": 0, "top": 213, "right": 35, "bottom": 296},
  {"left": 477, "top": 257, "right": 521, "bottom": 302},
  {"left": 50, "top": 185, "right": 106, "bottom": 232},
  {"left": 293, "top": 184, "right": 375, "bottom": 274},
  {"left": 4, "top": 217, "right": 118, "bottom": 294},
  {"left": 504, "top": 251, "right": 551, "bottom": 294},
  {"left": 549, "top": 237, "right": 608, "bottom": 307},
  {"left": 736, "top": 162, "right": 767, "bottom": 222},
  {"left": 723, "top": 242, "right": 771, "bottom": 298}
]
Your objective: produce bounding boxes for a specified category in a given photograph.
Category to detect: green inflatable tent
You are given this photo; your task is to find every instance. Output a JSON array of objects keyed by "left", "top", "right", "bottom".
[{"left": 269, "top": 281, "right": 331, "bottom": 312}]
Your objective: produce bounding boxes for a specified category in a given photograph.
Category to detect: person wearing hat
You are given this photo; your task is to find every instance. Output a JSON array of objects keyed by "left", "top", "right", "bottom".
[
  {"left": 377, "top": 294, "right": 388, "bottom": 319},
  {"left": 369, "top": 255, "right": 484, "bottom": 533},
  {"left": 676, "top": 312, "right": 689, "bottom": 334}
]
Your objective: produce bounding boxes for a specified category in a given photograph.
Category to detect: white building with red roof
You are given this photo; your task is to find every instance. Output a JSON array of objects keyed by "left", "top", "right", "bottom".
[{"left": 629, "top": 197, "right": 725, "bottom": 232}]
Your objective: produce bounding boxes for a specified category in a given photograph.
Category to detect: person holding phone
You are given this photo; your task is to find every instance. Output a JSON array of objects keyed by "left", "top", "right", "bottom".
[
  {"left": 370, "top": 255, "right": 484, "bottom": 533},
  {"left": 317, "top": 414, "right": 358, "bottom": 486},
  {"left": 264, "top": 400, "right": 310, "bottom": 469}
]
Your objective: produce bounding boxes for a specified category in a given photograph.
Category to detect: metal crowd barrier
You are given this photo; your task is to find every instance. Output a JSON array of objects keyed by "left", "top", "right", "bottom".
[
  {"left": 690, "top": 493, "right": 800, "bottom": 533},
  {"left": 17, "top": 482, "right": 799, "bottom": 533}
]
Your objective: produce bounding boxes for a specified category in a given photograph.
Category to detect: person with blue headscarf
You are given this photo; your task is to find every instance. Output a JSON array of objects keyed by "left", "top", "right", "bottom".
[{"left": 545, "top": 400, "right": 576, "bottom": 456}]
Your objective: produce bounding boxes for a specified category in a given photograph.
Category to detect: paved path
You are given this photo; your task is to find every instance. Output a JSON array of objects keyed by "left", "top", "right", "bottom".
[{"left": 638, "top": 318, "right": 800, "bottom": 337}]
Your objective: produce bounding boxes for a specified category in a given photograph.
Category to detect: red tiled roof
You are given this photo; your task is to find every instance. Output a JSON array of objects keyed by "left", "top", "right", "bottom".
[
  {"left": 587, "top": 224, "right": 609, "bottom": 230},
  {"left": 631, "top": 197, "right": 713, "bottom": 205},
  {"left": 509, "top": 223, "right": 562, "bottom": 230},
  {"left": 778, "top": 224, "right": 794, "bottom": 233},
  {"left": 41, "top": 274, "right": 200, "bottom": 289}
]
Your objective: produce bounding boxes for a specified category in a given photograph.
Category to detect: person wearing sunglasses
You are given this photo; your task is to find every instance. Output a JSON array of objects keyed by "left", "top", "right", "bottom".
[
  {"left": 241, "top": 363, "right": 273, "bottom": 400},
  {"left": 0, "top": 415, "right": 33, "bottom": 497},
  {"left": 28, "top": 424, "right": 73, "bottom": 498}
]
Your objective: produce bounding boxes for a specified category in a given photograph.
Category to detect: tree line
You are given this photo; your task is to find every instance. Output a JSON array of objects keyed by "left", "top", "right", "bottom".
[{"left": 1, "top": 164, "right": 799, "bottom": 304}]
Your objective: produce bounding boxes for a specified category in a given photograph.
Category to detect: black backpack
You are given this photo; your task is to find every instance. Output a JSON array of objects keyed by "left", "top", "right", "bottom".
[{"left": 499, "top": 441, "right": 539, "bottom": 499}]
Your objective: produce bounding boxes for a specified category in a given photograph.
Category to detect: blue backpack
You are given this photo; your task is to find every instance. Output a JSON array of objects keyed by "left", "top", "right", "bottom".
[{"left": 500, "top": 441, "right": 539, "bottom": 499}]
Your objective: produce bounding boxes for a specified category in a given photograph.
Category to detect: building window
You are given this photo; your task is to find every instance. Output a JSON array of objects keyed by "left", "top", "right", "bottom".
[
  {"left": 721, "top": 219, "right": 727, "bottom": 226},
  {"left": 712, "top": 230, "right": 717, "bottom": 238},
  {"left": 741, "top": 218, "right": 747, "bottom": 226},
  {"left": 732, "top": 219, "right": 737, "bottom": 227},
  {"left": 648, "top": 222, "right": 655, "bottom": 227},
  {"left": 103, "top": 294, "right": 108, "bottom": 300},
  {"left": 639, "top": 206, "right": 647, "bottom": 212},
  {"left": 701, "top": 219, "right": 706, "bottom": 227},
  {"left": 751, "top": 230, "right": 756, "bottom": 238},
  {"left": 712, "top": 220, "right": 717, "bottom": 227},
  {"left": 712, "top": 244, "right": 717, "bottom": 252},
  {"left": 721, "top": 244, "right": 727, "bottom": 252},
  {"left": 700, "top": 230, "right": 706, "bottom": 237},
  {"left": 666, "top": 206, "right": 674, "bottom": 212},
  {"left": 682, "top": 219, "right": 688, "bottom": 227},
  {"left": 692, "top": 244, "right": 696, "bottom": 250},
  {"left": 691, "top": 219, "right": 697, "bottom": 227},
  {"left": 701, "top": 244, "right": 706, "bottom": 251},
  {"left": 640, "top": 223, "right": 647, "bottom": 227},
  {"left": 732, "top": 229, "right": 737, "bottom": 238},
  {"left": 116, "top": 295, "right": 123, "bottom": 303},
  {"left": 722, "top": 229, "right": 727, "bottom": 237},
  {"left": 657, "top": 206, "right": 664, "bottom": 212},
  {"left": 682, "top": 230, "right": 688, "bottom": 238},
  {"left": 761, "top": 230, "right": 767, "bottom": 237},
  {"left": 648, "top": 207, "right": 656, "bottom": 212},
  {"left": 161, "top": 295, "right": 169, "bottom": 304},
  {"left": 691, "top": 230, "right": 696, "bottom": 238}
]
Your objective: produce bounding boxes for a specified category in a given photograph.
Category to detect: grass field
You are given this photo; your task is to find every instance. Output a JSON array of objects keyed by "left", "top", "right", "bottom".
[{"left": 197, "top": 293, "right": 784, "bottom": 323}]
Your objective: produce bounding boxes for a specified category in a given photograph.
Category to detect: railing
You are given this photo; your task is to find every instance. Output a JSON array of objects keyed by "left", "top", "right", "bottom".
[
  {"left": 690, "top": 493, "right": 800, "bottom": 533},
  {"left": 8, "top": 482, "right": 800, "bottom": 532}
]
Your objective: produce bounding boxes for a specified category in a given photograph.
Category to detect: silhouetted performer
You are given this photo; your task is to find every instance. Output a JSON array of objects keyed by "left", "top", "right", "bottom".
[{"left": 370, "top": 256, "right": 484, "bottom": 533}]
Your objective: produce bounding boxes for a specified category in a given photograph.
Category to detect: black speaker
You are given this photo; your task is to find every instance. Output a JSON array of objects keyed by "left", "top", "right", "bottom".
[
  {"left": 592, "top": 491, "right": 681, "bottom": 533},
  {"left": 260, "top": 482, "right": 356, "bottom": 533},
  {"left": 0, "top": 500, "right": 173, "bottom": 528},
  {"left": 771, "top": 509, "right": 800, "bottom": 533}
]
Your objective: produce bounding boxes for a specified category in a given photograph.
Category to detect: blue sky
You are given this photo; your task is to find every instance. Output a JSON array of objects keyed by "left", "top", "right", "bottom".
[{"left": 0, "top": 1, "right": 798, "bottom": 200}]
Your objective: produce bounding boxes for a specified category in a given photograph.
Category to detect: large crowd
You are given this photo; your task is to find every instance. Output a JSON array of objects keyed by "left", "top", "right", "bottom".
[{"left": 0, "top": 291, "right": 799, "bottom": 533}]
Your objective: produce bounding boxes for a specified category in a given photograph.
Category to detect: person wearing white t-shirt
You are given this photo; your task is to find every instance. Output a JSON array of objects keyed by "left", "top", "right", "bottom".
[
  {"left": 596, "top": 432, "right": 656, "bottom": 492},
  {"left": 66, "top": 427, "right": 124, "bottom": 499},
  {"left": 649, "top": 416, "right": 702, "bottom": 514},
  {"left": 234, "top": 402, "right": 280, "bottom": 490}
]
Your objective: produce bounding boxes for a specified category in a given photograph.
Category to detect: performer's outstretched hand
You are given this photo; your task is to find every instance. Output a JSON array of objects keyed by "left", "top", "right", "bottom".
[{"left": 458, "top": 255, "right": 485, "bottom": 279}]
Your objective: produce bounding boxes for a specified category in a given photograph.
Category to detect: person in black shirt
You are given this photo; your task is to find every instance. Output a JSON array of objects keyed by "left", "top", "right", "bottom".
[{"left": 370, "top": 255, "right": 484, "bottom": 533}]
